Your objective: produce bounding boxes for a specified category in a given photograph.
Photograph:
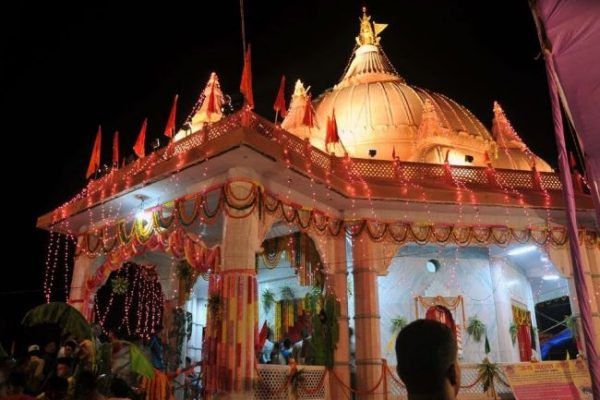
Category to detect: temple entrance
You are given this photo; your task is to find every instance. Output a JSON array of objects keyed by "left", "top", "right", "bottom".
[
  {"left": 94, "top": 262, "right": 164, "bottom": 340},
  {"left": 256, "top": 228, "right": 329, "bottom": 366},
  {"left": 375, "top": 243, "right": 575, "bottom": 366}
]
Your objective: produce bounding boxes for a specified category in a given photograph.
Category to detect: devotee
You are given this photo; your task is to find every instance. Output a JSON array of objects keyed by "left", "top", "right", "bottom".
[
  {"left": 281, "top": 339, "right": 293, "bottom": 363},
  {"left": 260, "top": 329, "right": 274, "bottom": 364},
  {"left": 395, "top": 319, "right": 461, "bottom": 400},
  {"left": 269, "top": 343, "right": 286, "bottom": 365},
  {"left": 42, "top": 342, "right": 58, "bottom": 377},
  {"left": 23, "top": 345, "right": 45, "bottom": 394}
]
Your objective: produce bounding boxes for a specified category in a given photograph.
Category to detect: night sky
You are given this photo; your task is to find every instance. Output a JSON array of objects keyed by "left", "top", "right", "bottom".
[{"left": 1, "top": 1, "right": 557, "bottom": 352}]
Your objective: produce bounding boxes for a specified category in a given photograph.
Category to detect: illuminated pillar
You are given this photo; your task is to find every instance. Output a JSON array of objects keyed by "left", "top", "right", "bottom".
[
  {"left": 69, "top": 237, "right": 100, "bottom": 319},
  {"left": 319, "top": 234, "right": 351, "bottom": 399},
  {"left": 352, "top": 235, "right": 384, "bottom": 400},
  {"left": 214, "top": 181, "right": 260, "bottom": 399}
]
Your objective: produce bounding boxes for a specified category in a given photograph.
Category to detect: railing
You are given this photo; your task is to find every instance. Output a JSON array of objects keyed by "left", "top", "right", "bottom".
[
  {"left": 387, "top": 363, "right": 513, "bottom": 400},
  {"left": 255, "top": 364, "right": 329, "bottom": 400},
  {"left": 169, "top": 110, "right": 567, "bottom": 194}
]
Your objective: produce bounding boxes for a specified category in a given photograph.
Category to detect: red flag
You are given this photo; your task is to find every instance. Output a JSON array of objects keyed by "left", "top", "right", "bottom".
[
  {"left": 86, "top": 126, "right": 102, "bottom": 178},
  {"left": 206, "top": 81, "right": 216, "bottom": 116},
  {"left": 257, "top": 320, "right": 268, "bottom": 351},
  {"left": 325, "top": 110, "right": 340, "bottom": 147},
  {"left": 302, "top": 95, "right": 314, "bottom": 127},
  {"left": 164, "top": 95, "right": 178, "bottom": 138},
  {"left": 133, "top": 118, "right": 147, "bottom": 158},
  {"left": 484, "top": 151, "right": 491, "bottom": 165},
  {"left": 240, "top": 44, "right": 254, "bottom": 108},
  {"left": 112, "top": 131, "right": 119, "bottom": 166},
  {"left": 273, "top": 75, "right": 287, "bottom": 117},
  {"left": 392, "top": 146, "right": 396, "bottom": 159}
]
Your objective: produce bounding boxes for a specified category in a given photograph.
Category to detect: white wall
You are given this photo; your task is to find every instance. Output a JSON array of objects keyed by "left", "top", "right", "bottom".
[{"left": 376, "top": 246, "right": 500, "bottom": 364}]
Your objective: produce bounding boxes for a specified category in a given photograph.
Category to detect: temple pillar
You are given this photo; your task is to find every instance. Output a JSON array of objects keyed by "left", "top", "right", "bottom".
[
  {"left": 205, "top": 181, "right": 261, "bottom": 399},
  {"left": 317, "top": 234, "right": 351, "bottom": 399},
  {"left": 69, "top": 238, "right": 101, "bottom": 319},
  {"left": 489, "top": 257, "right": 518, "bottom": 362},
  {"left": 352, "top": 235, "right": 384, "bottom": 400}
]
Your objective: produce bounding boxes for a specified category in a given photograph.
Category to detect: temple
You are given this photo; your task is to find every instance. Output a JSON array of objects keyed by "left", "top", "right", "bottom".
[{"left": 37, "top": 7, "right": 599, "bottom": 400}]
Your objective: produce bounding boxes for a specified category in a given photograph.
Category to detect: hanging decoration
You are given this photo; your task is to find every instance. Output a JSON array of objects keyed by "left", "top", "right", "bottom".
[
  {"left": 76, "top": 182, "right": 595, "bottom": 260},
  {"left": 111, "top": 276, "right": 129, "bottom": 295},
  {"left": 94, "top": 263, "right": 164, "bottom": 340}
]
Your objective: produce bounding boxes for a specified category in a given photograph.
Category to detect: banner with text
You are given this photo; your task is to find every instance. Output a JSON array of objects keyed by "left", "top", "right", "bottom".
[{"left": 502, "top": 360, "right": 592, "bottom": 400}]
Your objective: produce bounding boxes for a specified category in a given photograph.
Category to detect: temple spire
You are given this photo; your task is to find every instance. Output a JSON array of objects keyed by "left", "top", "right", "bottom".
[{"left": 492, "top": 101, "right": 525, "bottom": 149}]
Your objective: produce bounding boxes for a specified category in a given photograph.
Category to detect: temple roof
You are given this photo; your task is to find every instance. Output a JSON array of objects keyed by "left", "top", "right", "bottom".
[{"left": 283, "top": 7, "right": 551, "bottom": 171}]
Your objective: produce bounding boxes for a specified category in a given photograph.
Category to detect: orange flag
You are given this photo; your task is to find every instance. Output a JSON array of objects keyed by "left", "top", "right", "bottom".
[
  {"left": 112, "top": 131, "right": 119, "bottom": 167},
  {"left": 206, "top": 81, "right": 216, "bottom": 116},
  {"left": 240, "top": 44, "right": 254, "bottom": 108},
  {"left": 273, "top": 75, "right": 287, "bottom": 117},
  {"left": 164, "top": 95, "right": 178, "bottom": 138},
  {"left": 86, "top": 126, "right": 102, "bottom": 178},
  {"left": 133, "top": 118, "right": 147, "bottom": 158},
  {"left": 302, "top": 95, "right": 315, "bottom": 127},
  {"left": 325, "top": 110, "right": 339, "bottom": 148}
]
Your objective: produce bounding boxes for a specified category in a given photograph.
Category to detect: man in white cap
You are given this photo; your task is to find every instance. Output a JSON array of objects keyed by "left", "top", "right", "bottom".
[{"left": 25, "top": 345, "right": 45, "bottom": 393}]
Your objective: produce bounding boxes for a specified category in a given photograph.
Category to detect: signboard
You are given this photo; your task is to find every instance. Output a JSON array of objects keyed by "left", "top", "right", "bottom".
[{"left": 502, "top": 360, "right": 593, "bottom": 400}]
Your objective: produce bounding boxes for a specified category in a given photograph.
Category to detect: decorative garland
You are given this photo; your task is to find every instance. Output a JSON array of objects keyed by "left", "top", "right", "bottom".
[
  {"left": 81, "top": 227, "right": 219, "bottom": 320},
  {"left": 77, "top": 182, "right": 598, "bottom": 261}
]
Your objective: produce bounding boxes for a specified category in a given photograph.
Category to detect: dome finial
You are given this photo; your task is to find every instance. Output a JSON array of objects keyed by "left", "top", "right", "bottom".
[{"left": 356, "top": 6, "right": 387, "bottom": 46}]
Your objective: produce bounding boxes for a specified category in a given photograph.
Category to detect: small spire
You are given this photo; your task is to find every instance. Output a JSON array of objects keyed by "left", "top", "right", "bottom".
[{"left": 492, "top": 101, "right": 522, "bottom": 147}]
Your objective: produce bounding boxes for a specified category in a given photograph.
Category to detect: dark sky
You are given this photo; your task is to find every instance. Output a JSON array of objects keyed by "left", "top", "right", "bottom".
[{"left": 1, "top": 1, "right": 556, "bottom": 351}]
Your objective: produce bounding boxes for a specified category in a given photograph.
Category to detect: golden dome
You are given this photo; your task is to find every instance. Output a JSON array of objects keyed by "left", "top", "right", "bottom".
[
  {"left": 300, "top": 9, "right": 494, "bottom": 164},
  {"left": 282, "top": 7, "right": 552, "bottom": 172}
]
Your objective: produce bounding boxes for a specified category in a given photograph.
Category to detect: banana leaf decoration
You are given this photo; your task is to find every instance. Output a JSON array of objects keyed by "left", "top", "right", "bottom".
[{"left": 21, "top": 302, "right": 92, "bottom": 340}]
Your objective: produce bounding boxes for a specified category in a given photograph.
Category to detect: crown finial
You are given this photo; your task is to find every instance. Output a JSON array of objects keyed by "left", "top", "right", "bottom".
[{"left": 356, "top": 7, "right": 387, "bottom": 46}]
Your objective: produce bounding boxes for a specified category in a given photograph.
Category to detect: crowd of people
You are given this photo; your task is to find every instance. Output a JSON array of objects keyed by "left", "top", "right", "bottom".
[
  {"left": 258, "top": 329, "right": 313, "bottom": 366},
  {"left": 0, "top": 327, "right": 201, "bottom": 400}
]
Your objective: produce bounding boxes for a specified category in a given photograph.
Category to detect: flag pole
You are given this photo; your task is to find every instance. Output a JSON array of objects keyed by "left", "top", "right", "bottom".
[
  {"left": 239, "top": 0, "right": 247, "bottom": 57},
  {"left": 274, "top": 110, "right": 279, "bottom": 124}
]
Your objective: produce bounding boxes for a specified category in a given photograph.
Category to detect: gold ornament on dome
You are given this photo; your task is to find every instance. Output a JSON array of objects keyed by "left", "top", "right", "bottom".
[{"left": 356, "top": 6, "right": 387, "bottom": 46}]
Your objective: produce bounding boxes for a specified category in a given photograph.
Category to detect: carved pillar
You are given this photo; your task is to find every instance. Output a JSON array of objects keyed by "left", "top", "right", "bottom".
[
  {"left": 207, "top": 181, "right": 260, "bottom": 399},
  {"left": 352, "top": 235, "right": 384, "bottom": 400},
  {"left": 317, "top": 234, "right": 351, "bottom": 399}
]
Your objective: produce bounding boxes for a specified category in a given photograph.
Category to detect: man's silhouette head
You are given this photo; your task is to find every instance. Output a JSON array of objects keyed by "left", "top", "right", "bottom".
[{"left": 395, "top": 319, "right": 460, "bottom": 399}]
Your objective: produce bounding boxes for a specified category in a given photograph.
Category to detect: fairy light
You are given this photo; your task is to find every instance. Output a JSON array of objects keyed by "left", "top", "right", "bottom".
[
  {"left": 44, "top": 231, "right": 57, "bottom": 303},
  {"left": 47, "top": 233, "right": 62, "bottom": 302},
  {"left": 63, "top": 234, "right": 72, "bottom": 301}
]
